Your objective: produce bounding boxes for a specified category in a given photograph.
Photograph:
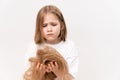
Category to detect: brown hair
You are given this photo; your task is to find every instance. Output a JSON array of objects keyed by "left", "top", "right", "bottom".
[
  {"left": 34, "top": 5, "right": 67, "bottom": 44},
  {"left": 24, "top": 46, "right": 73, "bottom": 80}
]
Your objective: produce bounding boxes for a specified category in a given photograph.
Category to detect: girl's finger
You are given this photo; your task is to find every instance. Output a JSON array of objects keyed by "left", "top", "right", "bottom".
[
  {"left": 50, "top": 62, "right": 54, "bottom": 69},
  {"left": 36, "top": 62, "right": 40, "bottom": 70},
  {"left": 39, "top": 64, "right": 43, "bottom": 70},
  {"left": 54, "top": 62, "right": 58, "bottom": 68},
  {"left": 45, "top": 65, "right": 51, "bottom": 72},
  {"left": 48, "top": 63, "right": 53, "bottom": 71}
]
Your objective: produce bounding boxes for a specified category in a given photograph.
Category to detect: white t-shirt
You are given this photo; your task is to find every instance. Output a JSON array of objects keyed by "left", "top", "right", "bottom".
[{"left": 24, "top": 39, "right": 79, "bottom": 80}]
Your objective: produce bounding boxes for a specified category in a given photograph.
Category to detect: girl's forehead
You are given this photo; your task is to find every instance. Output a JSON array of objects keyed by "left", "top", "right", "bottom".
[
  {"left": 44, "top": 13, "right": 57, "bottom": 17},
  {"left": 43, "top": 13, "right": 59, "bottom": 21}
]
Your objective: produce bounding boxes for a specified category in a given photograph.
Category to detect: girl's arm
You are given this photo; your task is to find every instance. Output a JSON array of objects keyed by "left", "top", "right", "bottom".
[
  {"left": 24, "top": 42, "right": 37, "bottom": 71},
  {"left": 66, "top": 41, "right": 79, "bottom": 80},
  {"left": 67, "top": 55, "right": 79, "bottom": 79}
]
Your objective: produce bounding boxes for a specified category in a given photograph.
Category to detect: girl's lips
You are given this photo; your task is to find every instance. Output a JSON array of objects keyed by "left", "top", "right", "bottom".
[
  {"left": 47, "top": 34, "right": 54, "bottom": 36},
  {"left": 47, "top": 33, "right": 54, "bottom": 35}
]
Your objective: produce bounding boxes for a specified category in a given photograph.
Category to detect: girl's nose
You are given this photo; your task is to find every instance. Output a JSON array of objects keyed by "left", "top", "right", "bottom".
[{"left": 47, "top": 26, "right": 52, "bottom": 32}]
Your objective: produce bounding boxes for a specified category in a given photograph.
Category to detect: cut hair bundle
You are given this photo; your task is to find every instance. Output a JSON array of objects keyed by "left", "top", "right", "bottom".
[{"left": 24, "top": 46, "right": 73, "bottom": 80}]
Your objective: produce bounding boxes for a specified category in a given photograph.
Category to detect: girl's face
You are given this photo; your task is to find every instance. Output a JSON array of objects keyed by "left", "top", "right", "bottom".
[{"left": 42, "top": 13, "right": 61, "bottom": 44}]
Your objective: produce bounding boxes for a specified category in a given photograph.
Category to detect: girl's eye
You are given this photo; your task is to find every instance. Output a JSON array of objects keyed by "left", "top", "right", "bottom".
[
  {"left": 51, "top": 23, "right": 57, "bottom": 26},
  {"left": 42, "top": 24, "right": 47, "bottom": 27}
]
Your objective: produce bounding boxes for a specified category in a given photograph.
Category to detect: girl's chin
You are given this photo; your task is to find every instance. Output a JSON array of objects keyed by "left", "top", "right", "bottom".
[{"left": 46, "top": 38, "right": 54, "bottom": 41}]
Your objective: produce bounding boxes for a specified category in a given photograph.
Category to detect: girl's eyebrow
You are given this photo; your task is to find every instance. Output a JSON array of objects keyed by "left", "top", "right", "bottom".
[
  {"left": 50, "top": 22, "right": 57, "bottom": 24},
  {"left": 44, "top": 21, "right": 58, "bottom": 24}
]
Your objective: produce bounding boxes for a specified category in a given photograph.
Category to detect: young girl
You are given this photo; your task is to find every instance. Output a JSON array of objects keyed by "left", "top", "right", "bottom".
[{"left": 25, "top": 5, "right": 79, "bottom": 80}]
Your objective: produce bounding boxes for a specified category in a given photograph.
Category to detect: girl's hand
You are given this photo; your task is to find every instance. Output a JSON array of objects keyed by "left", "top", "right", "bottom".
[
  {"left": 36, "top": 63, "right": 46, "bottom": 80},
  {"left": 48, "top": 62, "right": 63, "bottom": 79}
]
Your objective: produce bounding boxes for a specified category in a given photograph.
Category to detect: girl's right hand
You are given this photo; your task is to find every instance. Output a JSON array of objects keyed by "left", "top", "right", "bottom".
[{"left": 36, "top": 63, "right": 46, "bottom": 80}]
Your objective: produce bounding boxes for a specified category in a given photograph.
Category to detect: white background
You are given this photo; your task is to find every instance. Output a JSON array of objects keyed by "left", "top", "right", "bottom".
[{"left": 0, "top": 0, "right": 120, "bottom": 80}]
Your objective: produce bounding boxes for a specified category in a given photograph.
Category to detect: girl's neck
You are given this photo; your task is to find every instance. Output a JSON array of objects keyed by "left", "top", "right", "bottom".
[{"left": 46, "top": 39, "right": 61, "bottom": 45}]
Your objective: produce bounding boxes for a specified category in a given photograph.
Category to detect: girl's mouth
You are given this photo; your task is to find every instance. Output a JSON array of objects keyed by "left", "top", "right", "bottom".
[{"left": 47, "top": 34, "right": 54, "bottom": 36}]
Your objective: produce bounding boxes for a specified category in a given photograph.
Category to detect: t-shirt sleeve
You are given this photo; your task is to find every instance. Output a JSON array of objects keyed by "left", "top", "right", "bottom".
[
  {"left": 66, "top": 42, "right": 79, "bottom": 80},
  {"left": 24, "top": 42, "right": 37, "bottom": 71}
]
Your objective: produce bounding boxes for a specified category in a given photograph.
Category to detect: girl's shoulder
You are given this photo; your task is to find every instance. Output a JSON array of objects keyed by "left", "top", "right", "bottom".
[
  {"left": 60, "top": 39, "right": 79, "bottom": 52},
  {"left": 28, "top": 41, "right": 43, "bottom": 49},
  {"left": 64, "top": 39, "right": 79, "bottom": 55},
  {"left": 28, "top": 41, "right": 37, "bottom": 49},
  {"left": 63, "top": 39, "right": 76, "bottom": 47}
]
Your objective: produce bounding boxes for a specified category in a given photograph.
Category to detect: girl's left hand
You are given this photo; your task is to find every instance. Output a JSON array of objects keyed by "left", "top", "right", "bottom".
[{"left": 47, "top": 62, "right": 63, "bottom": 79}]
